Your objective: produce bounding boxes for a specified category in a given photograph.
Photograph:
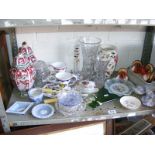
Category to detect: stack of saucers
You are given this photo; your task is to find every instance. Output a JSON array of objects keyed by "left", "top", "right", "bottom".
[{"left": 56, "top": 91, "right": 85, "bottom": 116}]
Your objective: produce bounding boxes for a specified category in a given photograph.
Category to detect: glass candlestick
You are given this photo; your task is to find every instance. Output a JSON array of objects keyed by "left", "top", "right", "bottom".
[{"left": 73, "top": 47, "right": 80, "bottom": 75}]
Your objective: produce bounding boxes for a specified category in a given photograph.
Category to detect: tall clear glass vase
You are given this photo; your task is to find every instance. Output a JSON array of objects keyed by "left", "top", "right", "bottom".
[{"left": 80, "top": 37, "right": 101, "bottom": 81}]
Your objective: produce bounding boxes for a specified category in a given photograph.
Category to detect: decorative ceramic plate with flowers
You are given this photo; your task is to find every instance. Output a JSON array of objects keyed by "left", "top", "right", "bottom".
[{"left": 105, "top": 78, "right": 134, "bottom": 96}]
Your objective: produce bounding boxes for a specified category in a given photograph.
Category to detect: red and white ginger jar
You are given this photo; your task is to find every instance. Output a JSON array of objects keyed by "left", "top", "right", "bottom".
[
  {"left": 10, "top": 42, "right": 37, "bottom": 91},
  {"left": 10, "top": 65, "right": 36, "bottom": 91},
  {"left": 13, "top": 53, "right": 29, "bottom": 69}
]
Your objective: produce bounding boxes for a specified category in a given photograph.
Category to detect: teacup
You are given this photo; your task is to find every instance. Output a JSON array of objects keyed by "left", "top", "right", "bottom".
[
  {"left": 28, "top": 88, "right": 43, "bottom": 103},
  {"left": 80, "top": 80, "right": 96, "bottom": 91},
  {"left": 51, "top": 62, "right": 66, "bottom": 73}
]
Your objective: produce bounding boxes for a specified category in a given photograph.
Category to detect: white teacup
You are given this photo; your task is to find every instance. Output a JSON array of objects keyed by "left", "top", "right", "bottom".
[
  {"left": 51, "top": 62, "right": 66, "bottom": 73},
  {"left": 80, "top": 80, "right": 96, "bottom": 91}
]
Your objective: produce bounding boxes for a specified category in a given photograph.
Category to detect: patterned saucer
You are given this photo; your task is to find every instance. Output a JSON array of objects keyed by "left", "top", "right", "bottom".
[{"left": 105, "top": 78, "right": 134, "bottom": 96}]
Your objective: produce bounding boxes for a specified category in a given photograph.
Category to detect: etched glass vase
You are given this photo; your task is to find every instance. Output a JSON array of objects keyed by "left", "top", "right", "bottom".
[{"left": 80, "top": 37, "right": 101, "bottom": 80}]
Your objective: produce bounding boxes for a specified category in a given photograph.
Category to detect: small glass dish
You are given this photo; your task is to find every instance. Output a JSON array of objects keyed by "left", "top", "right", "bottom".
[
  {"left": 56, "top": 91, "right": 85, "bottom": 116},
  {"left": 6, "top": 101, "right": 34, "bottom": 115}
]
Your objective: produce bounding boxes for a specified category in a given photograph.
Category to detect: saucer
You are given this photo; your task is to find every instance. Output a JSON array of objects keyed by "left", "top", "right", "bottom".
[
  {"left": 105, "top": 78, "right": 134, "bottom": 96},
  {"left": 32, "top": 104, "right": 55, "bottom": 119},
  {"left": 55, "top": 72, "right": 74, "bottom": 81},
  {"left": 120, "top": 96, "right": 141, "bottom": 110}
]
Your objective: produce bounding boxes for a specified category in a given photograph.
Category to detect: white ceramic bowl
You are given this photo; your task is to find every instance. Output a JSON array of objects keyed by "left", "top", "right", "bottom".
[{"left": 28, "top": 88, "right": 43, "bottom": 103}]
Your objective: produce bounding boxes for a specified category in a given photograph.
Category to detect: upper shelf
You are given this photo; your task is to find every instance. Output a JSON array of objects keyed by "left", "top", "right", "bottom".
[{"left": 0, "top": 19, "right": 155, "bottom": 28}]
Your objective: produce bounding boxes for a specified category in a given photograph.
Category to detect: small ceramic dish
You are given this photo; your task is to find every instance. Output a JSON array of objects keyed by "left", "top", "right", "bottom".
[
  {"left": 6, "top": 101, "right": 34, "bottom": 115},
  {"left": 28, "top": 88, "right": 43, "bottom": 103},
  {"left": 141, "top": 94, "right": 155, "bottom": 107},
  {"left": 120, "top": 96, "right": 141, "bottom": 110},
  {"left": 133, "top": 86, "right": 145, "bottom": 95},
  {"left": 32, "top": 104, "right": 55, "bottom": 119}
]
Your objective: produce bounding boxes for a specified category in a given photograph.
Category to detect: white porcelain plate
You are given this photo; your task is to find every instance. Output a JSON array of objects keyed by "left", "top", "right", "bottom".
[
  {"left": 32, "top": 104, "right": 55, "bottom": 119},
  {"left": 120, "top": 96, "right": 141, "bottom": 110},
  {"left": 6, "top": 101, "right": 34, "bottom": 115},
  {"left": 55, "top": 72, "right": 73, "bottom": 81},
  {"left": 51, "top": 62, "right": 66, "bottom": 69}
]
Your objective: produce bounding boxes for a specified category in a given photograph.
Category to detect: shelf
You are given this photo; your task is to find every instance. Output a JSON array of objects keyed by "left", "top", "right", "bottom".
[
  {"left": 0, "top": 19, "right": 155, "bottom": 28},
  {"left": 7, "top": 89, "right": 155, "bottom": 127}
]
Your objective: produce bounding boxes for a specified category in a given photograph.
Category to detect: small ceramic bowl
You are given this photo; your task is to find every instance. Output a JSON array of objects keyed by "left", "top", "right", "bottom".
[
  {"left": 133, "top": 86, "right": 145, "bottom": 95},
  {"left": 141, "top": 94, "right": 155, "bottom": 107},
  {"left": 28, "top": 88, "right": 43, "bottom": 103}
]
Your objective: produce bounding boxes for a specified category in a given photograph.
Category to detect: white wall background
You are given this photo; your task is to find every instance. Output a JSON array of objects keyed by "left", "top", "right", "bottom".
[{"left": 15, "top": 25, "right": 155, "bottom": 71}]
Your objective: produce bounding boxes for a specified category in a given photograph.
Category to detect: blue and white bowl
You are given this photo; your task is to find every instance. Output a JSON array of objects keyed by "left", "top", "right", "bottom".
[
  {"left": 28, "top": 88, "right": 43, "bottom": 103},
  {"left": 57, "top": 91, "right": 84, "bottom": 114},
  {"left": 141, "top": 93, "right": 155, "bottom": 107},
  {"left": 133, "top": 86, "right": 145, "bottom": 95}
]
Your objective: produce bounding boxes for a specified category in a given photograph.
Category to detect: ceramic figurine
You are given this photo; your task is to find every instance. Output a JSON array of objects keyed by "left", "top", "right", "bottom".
[
  {"left": 131, "top": 60, "right": 155, "bottom": 83},
  {"left": 116, "top": 68, "right": 128, "bottom": 81}
]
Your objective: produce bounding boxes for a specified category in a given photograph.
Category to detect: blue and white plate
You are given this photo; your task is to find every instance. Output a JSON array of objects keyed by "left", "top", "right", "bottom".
[
  {"left": 32, "top": 104, "right": 55, "bottom": 119},
  {"left": 105, "top": 78, "right": 134, "bottom": 96}
]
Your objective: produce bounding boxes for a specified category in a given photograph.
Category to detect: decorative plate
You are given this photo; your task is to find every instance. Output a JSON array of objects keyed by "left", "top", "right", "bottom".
[
  {"left": 6, "top": 101, "right": 34, "bottom": 115},
  {"left": 32, "top": 104, "right": 55, "bottom": 119},
  {"left": 120, "top": 96, "right": 141, "bottom": 110},
  {"left": 105, "top": 78, "right": 134, "bottom": 96}
]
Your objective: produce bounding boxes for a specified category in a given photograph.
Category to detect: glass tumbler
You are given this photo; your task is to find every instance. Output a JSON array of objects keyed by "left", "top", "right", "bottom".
[
  {"left": 80, "top": 37, "right": 101, "bottom": 80},
  {"left": 94, "top": 55, "right": 109, "bottom": 88}
]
